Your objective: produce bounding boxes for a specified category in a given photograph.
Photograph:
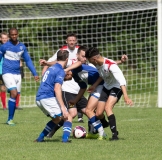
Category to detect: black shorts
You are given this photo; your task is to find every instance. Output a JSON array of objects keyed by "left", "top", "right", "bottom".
[
  {"left": 0, "top": 74, "right": 4, "bottom": 86},
  {"left": 99, "top": 87, "right": 123, "bottom": 102},
  {"left": 62, "top": 91, "right": 88, "bottom": 112}
]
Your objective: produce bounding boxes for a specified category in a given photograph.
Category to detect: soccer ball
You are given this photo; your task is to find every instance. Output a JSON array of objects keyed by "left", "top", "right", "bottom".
[{"left": 73, "top": 126, "right": 86, "bottom": 138}]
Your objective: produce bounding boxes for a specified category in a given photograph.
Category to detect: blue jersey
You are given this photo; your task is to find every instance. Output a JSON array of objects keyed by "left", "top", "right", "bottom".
[
  {"left": 36, "top": 63, "right": 65, "bottom": 101},
  {"left": 0, "top": 40, "right": 37, "bottom": 76},
  {"left": 72, "top": 64, "right": 104, "bottom": 89}
]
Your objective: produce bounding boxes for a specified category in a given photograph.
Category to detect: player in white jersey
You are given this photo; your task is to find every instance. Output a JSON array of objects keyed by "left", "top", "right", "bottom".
[
  {"left": 0, "top": 28, "right": 39, "bottom": 125},
  {"left": 85, "top": 47, "right": 133, "bottom": 140}
]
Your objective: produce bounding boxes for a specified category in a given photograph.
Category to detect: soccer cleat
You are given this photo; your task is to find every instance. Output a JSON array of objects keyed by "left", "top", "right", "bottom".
[
  {"left": 86, "top": 133, "right": 99, "bottom": 139},
  {"left": 6, "top": 120, "right": 15, "bottom": 126},
  {"left": 16, "top": 107, "right": 23, "bottom": 110},
  {"left": 62, "top": 140, "right": 72, "bottom": 143},
  {"left": 97, "top": 134, "right": 107, "bottom": 140},
  {"left": 109, "top": 131, "right": 119, "bottom": 141},
  {"left": 78, "top": 118, "right": 84, "bottom": 123},
  {"left": 34, "top": 139, "right": 45, "bottom": 142}
]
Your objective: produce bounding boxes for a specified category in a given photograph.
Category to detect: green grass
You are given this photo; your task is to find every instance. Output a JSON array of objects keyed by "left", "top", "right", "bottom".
[{"left": 0, "top": 107, "right": 162, "bottom": 160}]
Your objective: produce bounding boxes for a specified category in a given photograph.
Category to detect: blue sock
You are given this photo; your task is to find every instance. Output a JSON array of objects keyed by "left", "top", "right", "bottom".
[
  {"left": 37, "top": 120, "right": 57, "bottom": 142},
  {"left": 89, "top": 116, "right": 102, "bottom": 131},
  {"left": 62, "top": 121, "right": 72, "bottom": 142},
  {"left": 8, "top": 97, "right": 16, "bottom": 121}
]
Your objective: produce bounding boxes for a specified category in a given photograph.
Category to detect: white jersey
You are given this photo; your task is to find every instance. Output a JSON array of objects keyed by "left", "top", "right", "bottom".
[
  {"left": 48, "top": 45, "right": 80, "bottom": 94},
  {"left": 96, "top": 58, "right": 126, "bottom": 90}
]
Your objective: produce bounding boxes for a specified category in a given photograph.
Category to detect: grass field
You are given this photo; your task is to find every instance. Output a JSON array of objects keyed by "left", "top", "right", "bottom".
[{"left": 0, "top": 107, "right": 162, "bottom": 160}]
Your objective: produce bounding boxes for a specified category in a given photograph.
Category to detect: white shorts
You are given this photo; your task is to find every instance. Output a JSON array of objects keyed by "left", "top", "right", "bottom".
[
  {"left": 36, "top": 97, "right": 63, "bottom": 118},
  {"left": 90, "top": 85, "right": 103, "bottom": 99},
  {"left": 2, "top": 73, "right": 22, "bottom": 92}
]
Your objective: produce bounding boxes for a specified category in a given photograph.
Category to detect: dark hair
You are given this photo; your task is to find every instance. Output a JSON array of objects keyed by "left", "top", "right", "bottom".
[
  {"left": 85, "top": 47, "right": 100, "bottom": 58},
  {"left": 77, "top": 46, "right": 88, "bottom": 54},
  {"left": 66, "top": 33, "right": 77, "bottom": 39},
  {"left": 57, "top": 50, "right": 69, "bottom": 61},
  {"left": 8, "top": 27, "right": 18, "bottom": 34}
]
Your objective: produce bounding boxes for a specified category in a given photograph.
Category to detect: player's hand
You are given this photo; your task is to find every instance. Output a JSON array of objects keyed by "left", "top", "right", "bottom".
[
  {"left": 124, "top": 96, "right": 133, "bottom": 106},
  {"left": 34, "top": 76, "right": 39, "bottom": 82},
  {"left": 62, "top": 109, "right": 69, "bottom": 119},
  {"left": 121, "top": 54, "right": 128, "bottom": 63},
  {"left": 87, "top": 85, "right": 95, "bottom": 93},
  {"left": 39, "top": 59, "right": 47, "bottom": 66}
]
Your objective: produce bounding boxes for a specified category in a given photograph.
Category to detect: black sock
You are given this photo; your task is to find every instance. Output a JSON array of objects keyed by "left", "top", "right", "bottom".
[
  {"left": 78, "top": 112, "right": 83, "bottom": 119},
  {"left": 51, "top": 119, "right": 64, "bottom": 133},
  {"left": 108, "top": 114, "right": 118, "bottom": 135},
  {"left": 100, "top": 116, "right": 109, "bottom": 128}
]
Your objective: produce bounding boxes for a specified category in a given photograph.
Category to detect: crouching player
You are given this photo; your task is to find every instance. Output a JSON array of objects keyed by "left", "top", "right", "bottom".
[{"left": 35, "top": 50, "right": 72, "bottom": 143}]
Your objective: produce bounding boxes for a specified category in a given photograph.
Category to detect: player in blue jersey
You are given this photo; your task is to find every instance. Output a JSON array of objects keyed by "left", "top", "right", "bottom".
[
  {"left": 0, "top": 28, "right": 39, "bottom": 125},
  {"left": 35, "top": 50, "right": 72, "bottom": 143}
]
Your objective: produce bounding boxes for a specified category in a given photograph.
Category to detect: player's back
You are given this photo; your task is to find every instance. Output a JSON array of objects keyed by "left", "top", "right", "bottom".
[{"left": 36, "top": 63, "right": 65, "bottom": 101}]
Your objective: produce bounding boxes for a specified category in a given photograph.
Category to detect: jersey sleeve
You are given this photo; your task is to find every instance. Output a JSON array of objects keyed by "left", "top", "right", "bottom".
[
  {"left": 47, "top": 50, "right": 59, "bottom": 62},
  {"left": 77, "top": 81, "right": 87, "bottom": 89},
  {"left": 109, "top": 64, "right": 126, "bottom": 86},
  {"left": 0, "top": 45, "right": 5, "bottom": 61},
  {"left": 22, "top": 46, "right": 38, "bottom": 76},
  {"left": 55, "top": 70, "right": 65, "bottom": 85}
]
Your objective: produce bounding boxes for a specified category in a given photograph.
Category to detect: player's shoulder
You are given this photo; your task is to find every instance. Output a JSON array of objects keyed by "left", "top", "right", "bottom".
[{"left": 104, "top": 58, "right": 116, "bottom": 65}]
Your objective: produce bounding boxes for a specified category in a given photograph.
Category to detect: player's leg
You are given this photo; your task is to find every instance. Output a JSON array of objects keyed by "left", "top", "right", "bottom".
[
  {"left": 3, "top": 74, "right": 19, "bottom": 125},
  {"left": 47, "top": 91, "right": 76, "bottom": 138},
  {"left": 104, "top": 87, "right": 123, "bottom": 140},
  {"left": 85, "top": 96, "right": 107, "bottom": 140},
  {"left": 35, "top": 98, "right": 63, "bottom": 142},
  {"left": 0, "top": 85, "right": 7, "bottom": 110},
  {"left": 62, "top": 113, "right": 73, "bottom": 143},
  {"left": 91, "top": 85, "right": 109, "bottom": 129},
  {"left": 77, "top": 111, "right": 84, "bottom": 123}
]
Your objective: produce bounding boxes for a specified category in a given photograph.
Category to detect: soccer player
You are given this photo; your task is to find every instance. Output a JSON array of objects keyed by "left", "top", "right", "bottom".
[
  {"left": 85, "top": 47, "right": 133, "bottom": 140},
  {"left": 0, "top": 27, "right": 39, "bottom": 125},
  {"left": 35, "top": 50, "right": 72, "bottom": 143},
  {"left": 41, "top": 33, "right": 87, "bottom": 137},
  {"left": 0, "top": 32, "right": 9, "bottom": 110}
]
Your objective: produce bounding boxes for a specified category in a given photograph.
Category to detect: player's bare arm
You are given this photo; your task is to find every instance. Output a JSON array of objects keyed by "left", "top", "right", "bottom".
[
  {"left": 120, "top": 85, "right": 133, "bottom": 106},
  {"left": 64, "top": 61, "right": 82, "bottom": 72},
  {"left": 34, "top": 76, "right": 40, "bottom": 82},
  {"left": 115, "top": 54, "right": 128, "bottom": 65},
  {"left": 69, "top": 88, "right": 86, "bottom": 106},
  {"left": 87, "top": 77, "right": 103, "bottom": 93},
  {"left": 39, "top": 59, "right": 57, "bottom": 66}
]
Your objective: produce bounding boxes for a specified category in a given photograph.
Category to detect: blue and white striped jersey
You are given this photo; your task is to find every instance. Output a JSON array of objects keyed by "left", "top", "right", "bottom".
[
  {"left": 36, "top": 63, "right": 65, "bottom": 101},
  {"left": 72, "top": 64, "right": 104, "bottom": 89},
  {"left": 0, "top": 40, "right": 37, "bottom": 76}
]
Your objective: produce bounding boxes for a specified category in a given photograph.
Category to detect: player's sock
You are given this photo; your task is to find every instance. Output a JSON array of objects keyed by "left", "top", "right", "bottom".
[
  {"left": 88, "top": 120, "right": 96, "bottom": 134},
  {"left": 8, "top": 97, "right": 16, "bottom": 121},
  {"left": 89, "top": 116, "right": 105, "bottom": 136},
  {"left": 16, "top": 93, "right": 20, "bottom": 108},
  {"left": 37, "top": 120, "right": 57, "bottom": 141},
  {"left": 47, "top": 119, "right": 64, "bottom": 137},
  {"left": 1, "top": 91, "right": 7, "bottom": 109},
  {"left": 108, "top": 114, "right": 118, "bottom": 136},
  {"left": 100, "top": 115, "right": 109, "bottom": 128},
  {"left": 62, "top": 121, "right": 72, "bottom": 142}
]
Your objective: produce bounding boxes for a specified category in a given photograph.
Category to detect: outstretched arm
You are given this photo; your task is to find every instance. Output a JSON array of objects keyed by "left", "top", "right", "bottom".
[
  {"left": 115, "top": 54, "right": 128, "bottom": 65},
  {"left": 64, "top": 61, "right": 82, "bottom": 72}
]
